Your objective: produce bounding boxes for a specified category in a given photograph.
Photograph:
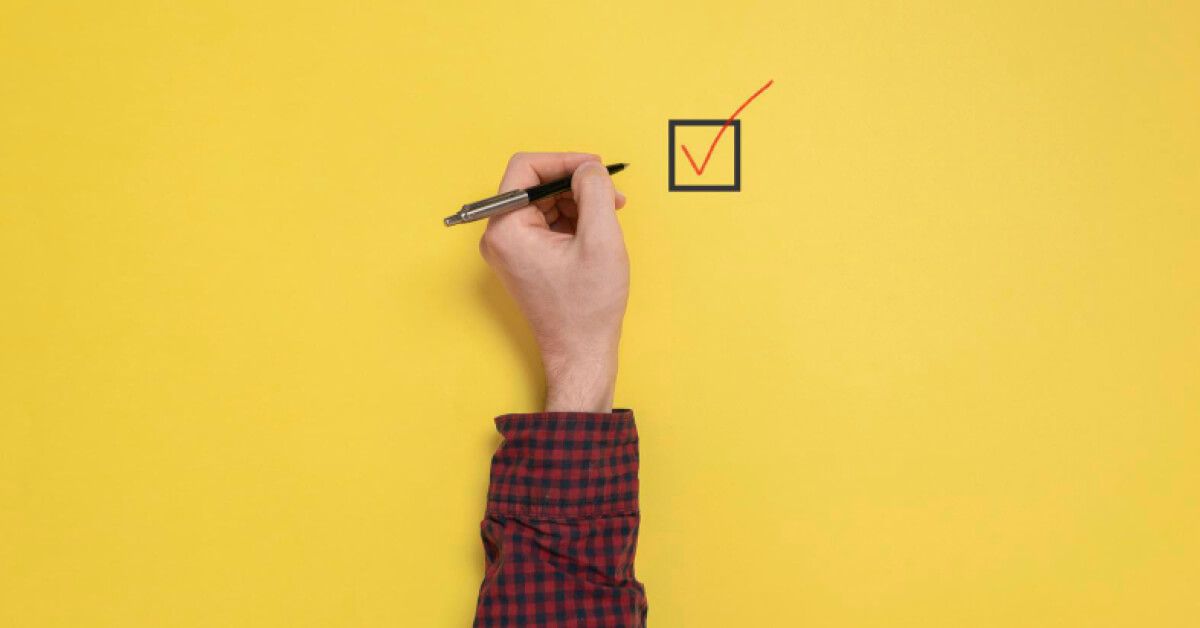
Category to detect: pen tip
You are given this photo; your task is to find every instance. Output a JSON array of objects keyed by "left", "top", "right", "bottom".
[{"left": 443, "top": 214, "right": 463, "bottom": 227}]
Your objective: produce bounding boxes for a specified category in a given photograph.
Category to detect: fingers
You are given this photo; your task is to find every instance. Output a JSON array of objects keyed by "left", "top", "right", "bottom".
[
  {"left": 484, "top": 202, "right": 545, "bottom": 232},
  {"left": 548, "top": 214, "right": 576, "bottom": 235},
  {"left": 571, "top": 161, "right": 621, "bottom": 246},
  {"left": 499, "top": 152, "right": 601, "bottom": 193},
  {"left": 489, "top": 152, "right": 625, "bottom": 242},
  {"left": 543, "top": 190, "right": 624, "bottom": 224},
  {"left": 491, "top": 153, "right": 592, "bottom": 233}
]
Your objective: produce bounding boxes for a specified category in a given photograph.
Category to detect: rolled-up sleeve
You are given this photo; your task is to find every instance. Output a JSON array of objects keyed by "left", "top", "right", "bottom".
[{"left": 473, "top": 410, "right": 647, "bottom": 627}]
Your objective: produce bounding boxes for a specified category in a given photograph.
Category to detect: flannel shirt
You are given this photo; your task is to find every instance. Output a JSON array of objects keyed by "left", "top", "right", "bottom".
[{"left": 473, "top": 409, "right": 647, "bottom": 627}]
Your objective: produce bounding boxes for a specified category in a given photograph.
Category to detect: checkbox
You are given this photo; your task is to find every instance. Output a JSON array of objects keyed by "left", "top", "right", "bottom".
[{"left": 668, "top": 119, "right": 741, "bottom": 192}]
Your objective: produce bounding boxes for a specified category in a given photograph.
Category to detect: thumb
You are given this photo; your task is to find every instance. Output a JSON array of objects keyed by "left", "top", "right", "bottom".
[{"left": 571, "top": 161, "right": 621, "bottom": 245}]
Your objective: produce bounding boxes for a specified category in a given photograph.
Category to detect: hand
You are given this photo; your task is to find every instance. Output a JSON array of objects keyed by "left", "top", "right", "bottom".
[{"left": 478, "top": 152, "right": 629, "bottom": 412}]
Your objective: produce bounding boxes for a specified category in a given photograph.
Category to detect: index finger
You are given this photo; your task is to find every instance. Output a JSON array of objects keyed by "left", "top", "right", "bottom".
[{"left": 498, "top": 152, "right": 602, "bottom": 193}]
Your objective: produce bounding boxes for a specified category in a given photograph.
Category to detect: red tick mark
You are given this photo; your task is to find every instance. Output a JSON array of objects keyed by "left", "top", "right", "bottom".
[{"left": 680, "top": 79, "right": 774, "bottom": 176}]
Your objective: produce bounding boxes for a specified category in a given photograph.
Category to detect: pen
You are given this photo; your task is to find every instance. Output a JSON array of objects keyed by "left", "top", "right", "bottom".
[{"left": 443, "top": 163, "right": 627, "bottom": 227}]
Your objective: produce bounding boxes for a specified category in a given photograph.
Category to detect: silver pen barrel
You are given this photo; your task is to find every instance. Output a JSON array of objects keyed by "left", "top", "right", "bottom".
[{"left": 443, "top": 189, "right": 530, "bottom": 227}]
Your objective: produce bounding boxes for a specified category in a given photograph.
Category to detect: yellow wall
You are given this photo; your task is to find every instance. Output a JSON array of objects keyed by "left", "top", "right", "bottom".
[{"left": 2, "top": 2, "right": 1198, "bottom": 626}]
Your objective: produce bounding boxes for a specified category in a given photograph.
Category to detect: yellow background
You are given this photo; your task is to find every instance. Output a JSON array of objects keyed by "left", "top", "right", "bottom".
[{"left": 2, "top": 1, "right": 1198, "bottom": 626}]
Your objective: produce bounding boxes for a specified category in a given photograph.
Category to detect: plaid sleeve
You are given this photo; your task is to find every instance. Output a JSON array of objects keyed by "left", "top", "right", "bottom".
[{"left": 473, "top": 409, "right": 648, "bottom": 627}]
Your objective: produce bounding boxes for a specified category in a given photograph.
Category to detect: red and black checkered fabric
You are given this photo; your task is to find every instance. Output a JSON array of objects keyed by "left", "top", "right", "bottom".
[{"left": 473, "top": 410, "right": 647, "bottom": 627}]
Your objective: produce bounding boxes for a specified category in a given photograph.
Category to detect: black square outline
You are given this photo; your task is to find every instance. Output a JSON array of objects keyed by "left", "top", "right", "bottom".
[{"left": 668, "top": 119, "right": 741, "bottom": 192}]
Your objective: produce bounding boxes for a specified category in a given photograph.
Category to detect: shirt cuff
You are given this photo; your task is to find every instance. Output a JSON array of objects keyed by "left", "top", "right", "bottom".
[{"left": 485, "top": 409, "right": 639, "bottom": 520}]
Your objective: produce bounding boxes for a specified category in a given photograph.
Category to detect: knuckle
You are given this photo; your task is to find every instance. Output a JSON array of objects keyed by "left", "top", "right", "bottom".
[
  {"left": 577, "top": 161, "right": 609, "bottom": 185},
  {"left": 477, "top": 233, "right": 491, "bottom": 260},
  {"left": 479, "top": 227, "right": 510, "bottom": 259}
]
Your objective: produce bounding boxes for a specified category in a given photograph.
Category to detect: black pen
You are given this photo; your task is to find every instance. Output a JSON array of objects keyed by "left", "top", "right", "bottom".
[{"left": 443, "top": 163, "right": 627, "bottom": 227}]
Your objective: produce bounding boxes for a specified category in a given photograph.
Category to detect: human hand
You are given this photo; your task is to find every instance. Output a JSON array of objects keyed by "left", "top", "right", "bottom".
[{"left": 478, "top": 152, "right": 629, "bottom": 412}]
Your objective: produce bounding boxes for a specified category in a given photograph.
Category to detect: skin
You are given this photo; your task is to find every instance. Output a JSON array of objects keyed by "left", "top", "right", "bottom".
[{"left": 479, "top": 152, "right": 630, "bottom": 412}]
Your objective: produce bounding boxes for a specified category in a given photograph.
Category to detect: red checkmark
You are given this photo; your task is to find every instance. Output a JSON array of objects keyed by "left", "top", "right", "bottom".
[{"left": 680, "top": 79, "right": 774, "bottom": 176}]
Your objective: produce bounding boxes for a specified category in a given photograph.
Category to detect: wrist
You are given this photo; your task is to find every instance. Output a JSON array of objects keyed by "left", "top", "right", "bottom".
[{"left": 542, "top": 349, "right": 618, "bottom": 413}]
